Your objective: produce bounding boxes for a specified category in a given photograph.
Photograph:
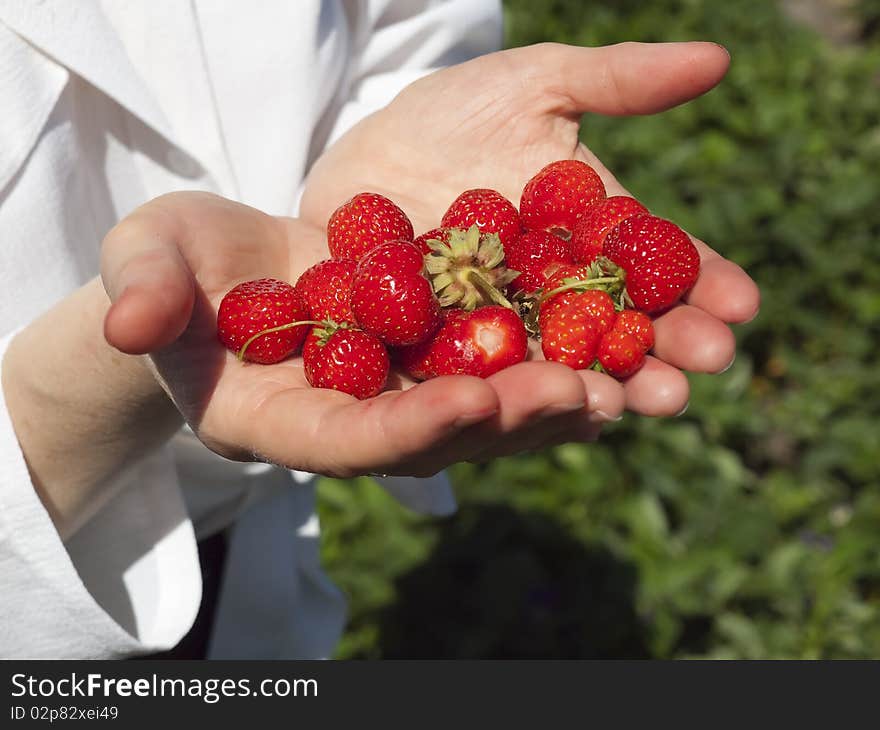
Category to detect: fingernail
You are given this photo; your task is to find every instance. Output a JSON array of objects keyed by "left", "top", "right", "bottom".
[
  {"left": 453, "top": 410, "right": 497, "bottom": 429},
  {"left": 538, "top": 402, "right": 585, "bottom": 418},
  {"left": 717, "top": 353, "right": 736, "bottom": 374},
  {"left": 742, "top": 308, "right": 760, "bottom": 324},
  {"left": 591, "top": 410, "right": 623, "bottom": 423},
  {"left": 675, "top": 402, "right": 690, "bottom": 417}
]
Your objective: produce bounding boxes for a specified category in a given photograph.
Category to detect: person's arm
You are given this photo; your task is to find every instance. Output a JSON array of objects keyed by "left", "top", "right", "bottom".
[{"left": 1, "top": 278, "right": 181, "bottom": 539}]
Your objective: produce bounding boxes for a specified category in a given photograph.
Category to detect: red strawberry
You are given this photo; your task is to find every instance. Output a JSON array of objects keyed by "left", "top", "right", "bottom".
[
  {"left": 536, "top": 263, "right": 592, "bottom": 325},
  {"left": 441, "top": 189, "right": 522, "bottom": 252},
  {"left": 294, "top": 259, "right": 357, "bottom": 323},
  {"left": 603, "top": 215, "right": 700, "bottom": 313},
  {"left": 571, "top": 196, "right": 648, "bottom": 264},
  {"left": 217, "top": 278, "right": 310, "bottom": 363},
  {"left": 505, "top": 230, "right": 574, "bottom": 295},
  {"left": 540, "top": 288, "right": 616, "bottom": 336},
  {"left": 519, "top": 160, "right": 606, "bottom": 237},
  {"left": 413, "top": 227, "right": 450, "bottom": 256},
  {"left": 540, "top": 306, "right": 604, "bottom": 370},
  {"left": 399, "top": 305, "right": 527, "bottom": 380},
  {"left": 612, "top": 310, "right": 654, "bottom": 352},
  {"left": 351, "top": 241, "right": 441, "bottom": 346},
  {"left": 597, "top": 330, "right": 645, "bottom": 378},
  {"left": 303, "top": 325, "right": 389, "bottom": 399},
  {"left": 327, "top": 192, "right": 414, "bottom": 261}
]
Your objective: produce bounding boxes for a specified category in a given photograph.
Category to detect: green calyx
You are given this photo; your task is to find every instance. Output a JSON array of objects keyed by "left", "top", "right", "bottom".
[
  {"left": 423, "top": 225, "right": 518, "bottom": 311},
  {"left": 540, "top": 257, "right": 632, "bottom": 311}
]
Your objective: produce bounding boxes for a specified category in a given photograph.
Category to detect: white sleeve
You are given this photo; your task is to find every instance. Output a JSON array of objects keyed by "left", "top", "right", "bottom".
[
  {"left": 0, "top": 329, "right": 201, "bottom": 658},
  {"left": 320, "top": 0, "right": 502, "bottom": 148}
]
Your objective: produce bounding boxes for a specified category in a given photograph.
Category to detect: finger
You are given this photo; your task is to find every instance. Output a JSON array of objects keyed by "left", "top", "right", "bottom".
[
  {"left": 520, "top": 41, "right": 730, "bottom": 117},
  {"left": 100, "top": 204, "right": 195, "bottom": 355},
  {"left": 467, "top": 410, "right": 600, "bottom": 462},
  {"left": 232, "top": 374, "right": 501, "bottom": 477},
  {"left": 652, "top": 304, "right": 736, "bottom": 374},
  {"left": 623, "top": 356, "right": 690, "bottom": 417},
  {"left": 683, "top": 247, "right": 761, "bottom": 324}
]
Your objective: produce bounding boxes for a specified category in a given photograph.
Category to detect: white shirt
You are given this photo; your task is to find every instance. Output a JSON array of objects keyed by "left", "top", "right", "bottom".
[{"left": 0, "top": 0, "right": 501, "bottom": 659}]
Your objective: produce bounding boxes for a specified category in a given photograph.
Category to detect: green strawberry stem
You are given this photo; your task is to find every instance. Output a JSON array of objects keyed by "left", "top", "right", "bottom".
[
  {"left": 237, "top": 319, "right": 326, "bottom": 361},
  {"left": 541, "top": 276, "right": 623, "bottom": 302},
  {"left": 466, "top": 269, "right": 515, "bottom": 310}
]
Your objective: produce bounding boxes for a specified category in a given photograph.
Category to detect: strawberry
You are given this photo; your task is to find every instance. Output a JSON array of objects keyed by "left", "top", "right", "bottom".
[
  {"left": 571, "top": 196, "right": 648, "bottom": 264},
  {"left": 603, "top": 215, "right": 700, "bottom": 313},
  {"left": 540, "top": 288, "right": 617, "bottom": 336},
  {"left": 540, "top": 306, "right": 604, "bottom": 370},
  {"left": 413, "top": 227, "right": 450, "bottom": 256},
  {"left": 440, "top": 189, "right": 522, "bottom": 252},
  {"left": 519, "top": 160, "right": 606, "bottom": 237},
  {"left": 535, "top": 263, "right": 592, "bottom": 326},
  {"left": 303, "top": 324, "right": 389, "bottom": 399},
  {"left": 327, "top": 192, "right": 414, "bottom": 261},
  {"left": 597, "top": 330, "right": 645, "bottom": 378},
  {"left": 294, "top": 259, "right": 357, "bottom": 323},
  {"left": 423, "top": 225, "right": 518, "bottom": 310},
  {"left": 351, "top": 241, "right": 441, "bottom": 346},
  {"left": 504, "top": 230, "right": 574, "bottom": 295},
  {"left": 399, "top": 305, "right": 528, "bottom": 380},
  {"left": 612, "top": 309, "right": 654, "bottom": 352},
  {"left": 217, "top": 278, "right": 310, "bottom": 363}
]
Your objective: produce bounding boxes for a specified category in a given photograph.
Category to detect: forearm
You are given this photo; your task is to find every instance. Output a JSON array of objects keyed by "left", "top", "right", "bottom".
[{"left": 1, "top": 277, "right": 182, "bottom": 539}]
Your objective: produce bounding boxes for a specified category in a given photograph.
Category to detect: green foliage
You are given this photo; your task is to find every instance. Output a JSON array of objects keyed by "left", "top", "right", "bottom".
[{"left": 318, "top": 0, "right": 880, "bottom": 658}]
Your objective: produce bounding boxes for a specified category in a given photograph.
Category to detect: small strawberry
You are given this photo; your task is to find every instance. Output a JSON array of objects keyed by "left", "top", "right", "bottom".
[
  {"left": 540, "top": 288, "right": 617, "bottom": 335},
  {"left": 504, "top": 230, "right": 574, "bottom": 295},
  {"left": 519, "top": 160, "right": 606, "bottom": 237},
  {"left": 603, "top": 215, "right": 700, "bottom": 313},
  {"left": 399, "top": 305, "right": 528, "bottom": 380},
  {"left": 534, "top": 263, "right": 592, "bottom": 325},
  {"left": 351, "top": 241, "right": 441, "bottom": 346},
  {"left": 294, "top": 259, "right": 357, "bottom": 323},
  {"left": 423, "top": 225, "right": 518, "bottom": 310},
  {"left": 327, "top": 192, "right": 414, "bottom": 261},
  {"left": 413, "top": 227, "right": 450, "bottom": 256},
  {"left": 540, "top": 306, "right": 604, "bottom": 370},
  {"left": 217, "top": 278, "right": 310, "bottom": 363},
  {"left": 571, "top": 196, "right": 648, "bottom": 264},
  {"left": 441, "top": 189, "right": 522, "bottom": 252},
  {"left": 303, "top": 324, "right": 389, "bottom": 399},
  {"left": 597, "top": 330, "right": 645, "bottom": 378},
  {"left": 612, "top": 310, "right": 654, "bottom": 352}
]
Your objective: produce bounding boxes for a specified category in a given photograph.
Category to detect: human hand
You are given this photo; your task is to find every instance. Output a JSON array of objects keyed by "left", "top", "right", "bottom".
[
  {"left": 101, "top": 193, "right": 606, "bottom": 477},
  {"left": 300, "top": 42, "right": 760, "bottom": 418}
]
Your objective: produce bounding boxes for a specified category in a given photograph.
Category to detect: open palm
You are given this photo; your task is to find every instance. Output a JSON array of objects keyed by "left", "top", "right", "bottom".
[{"left": 301, "top": 41, "right": 760, "bottom": 418}]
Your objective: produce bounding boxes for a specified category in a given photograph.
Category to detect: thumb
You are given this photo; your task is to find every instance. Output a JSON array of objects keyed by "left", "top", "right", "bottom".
[
  {"left": 100, "top": 206, "right": 195, "bottom": 355},
  {"left": 518, "top": 40, "right": 730, "bottom": 116}
]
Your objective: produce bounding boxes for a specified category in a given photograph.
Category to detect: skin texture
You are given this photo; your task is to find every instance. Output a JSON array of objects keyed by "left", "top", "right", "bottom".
[{"left": 2, "top": 42, "right": 760, "bottom": 537}]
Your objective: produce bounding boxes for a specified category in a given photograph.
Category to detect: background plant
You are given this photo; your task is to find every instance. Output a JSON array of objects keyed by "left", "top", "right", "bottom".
[{"left": 318, "top": 0, "right": 880, "bottom": 659}]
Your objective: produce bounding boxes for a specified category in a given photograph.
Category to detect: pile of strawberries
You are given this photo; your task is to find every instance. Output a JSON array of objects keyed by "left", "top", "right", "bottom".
[{"left": 217, "top": 160, "right": 700, "bottom": 399}]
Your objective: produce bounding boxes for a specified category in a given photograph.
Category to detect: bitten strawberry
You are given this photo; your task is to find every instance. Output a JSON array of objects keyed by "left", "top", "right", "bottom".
[
  {"left": 217, "top": 278, "right": 309, "bottom": 363},
  {"left": 294, "top": 259, "right": 357, "bottom": 323},
  {"left": 519, "top": 160, "right": 606, "bottom": 237},
  {"left": 603, "top": 215, "right": 700, "bottom": 313},
  {"left": 440, "top": 189, "right": 522, "bottom": 252},
  {"left": 571, "top": 196, "right": 648, "bottom": 264},
  {"left": 504, "top": 230, "right": 574, "bottom": 295},
  {"left": 303, "top": 324, "right": 389, "bottom": 399},
  {"left": 540, "top": 306, "right": 604, "bottom": 370},
  {"left": 612, "top": 310, "right": 654, "bottom": 352},
  {"left": 597, "top": 330, "right": 645, "bottom": 378},
  {"left": 327, "top": 192, "right": 414, "bottom": 261},
  {"left": 351, "top": 241, "right": 441, "bottom": 346},
  {"left": 413, "top": 227, "right": 450, "bottom": 256},
  {"left": 400, "top": 305, "right": 528, "bottom": 380}
]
